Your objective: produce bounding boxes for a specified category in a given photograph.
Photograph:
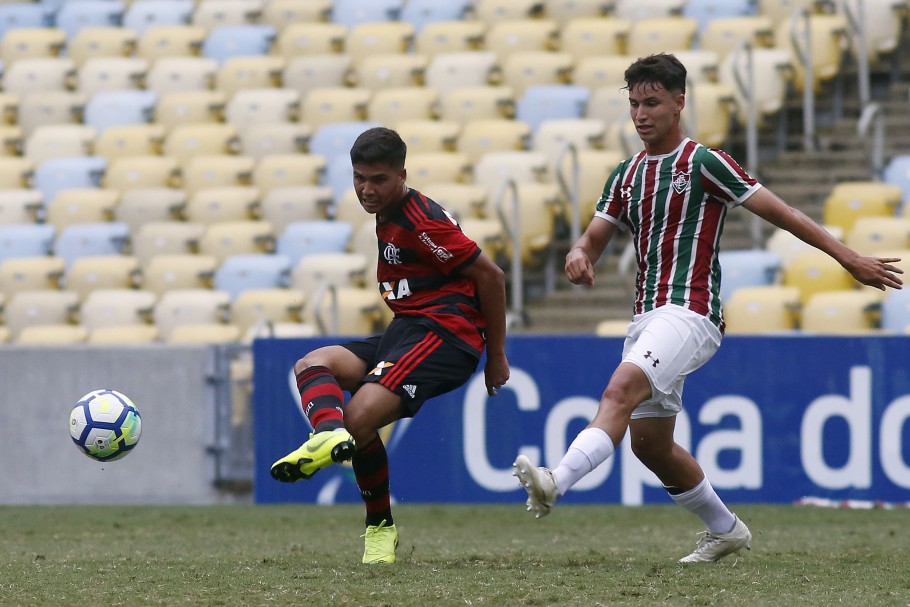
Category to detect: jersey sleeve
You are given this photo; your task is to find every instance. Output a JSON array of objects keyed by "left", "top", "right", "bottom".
[
  {"left": 593, "top": 161, "right": 630, "bottom": 231},
  {"left": 412, "top": 213, "right": 480, "bottom": 275},
  {"left": 699, "top": 148, "right": 762, "bottom": 208}
]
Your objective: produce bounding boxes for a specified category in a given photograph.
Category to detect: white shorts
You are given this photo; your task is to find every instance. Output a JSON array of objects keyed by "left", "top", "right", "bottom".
[{"left": 621, "top": 305, "right": 722, "bottom": 419}]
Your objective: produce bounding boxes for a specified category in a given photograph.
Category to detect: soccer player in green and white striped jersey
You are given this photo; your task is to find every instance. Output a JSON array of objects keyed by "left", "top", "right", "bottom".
[{"left": 514, "top": 53, "right": 904, "bottom": 563}]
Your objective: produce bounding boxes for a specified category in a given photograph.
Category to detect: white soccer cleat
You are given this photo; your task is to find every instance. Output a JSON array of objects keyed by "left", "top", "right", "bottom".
[
  {"left": 512, "top": 454, "right": 558, "bottom": 519},
  {"left": 679, "top": 515, "right": 752, "bottom": 563}
]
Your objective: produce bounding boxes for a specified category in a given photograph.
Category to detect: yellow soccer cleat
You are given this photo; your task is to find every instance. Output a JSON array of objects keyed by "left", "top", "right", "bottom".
[
  {"left": 270, "top": 429, "right": 355, "bottom": 482},
  {"left": 362, "top": 520, "right": 398, "bottom": 564}
]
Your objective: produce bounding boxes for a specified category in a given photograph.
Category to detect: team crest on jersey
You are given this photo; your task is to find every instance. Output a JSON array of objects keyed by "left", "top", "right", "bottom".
[
  {"left": 383, "top": 243, "right": 401, "bottom": 264},
  {"left": 671, "top": 171, "right": 690, "bottom": 194}
]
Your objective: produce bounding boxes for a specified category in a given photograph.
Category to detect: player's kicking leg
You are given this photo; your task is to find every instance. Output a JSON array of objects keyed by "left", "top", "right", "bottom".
[
  {"left": 512, "top": 454, "right": 559, "bottom": 518},
  {"left": 270, "top": 429, "right": 356, "bottom": 482}
]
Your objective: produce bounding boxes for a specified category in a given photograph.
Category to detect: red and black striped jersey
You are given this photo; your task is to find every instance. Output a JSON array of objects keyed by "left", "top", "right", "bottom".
[{"left": 375, "top": 188, "right": 485, "bottom": 356}]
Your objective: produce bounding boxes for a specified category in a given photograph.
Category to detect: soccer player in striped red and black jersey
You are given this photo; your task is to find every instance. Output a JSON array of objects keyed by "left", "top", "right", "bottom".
[
  {"left": 271, "top": 127, "right": 510, "bottom": 564},
  {"left": 514, "top": 53, "right": 903, "bottom": 563}
]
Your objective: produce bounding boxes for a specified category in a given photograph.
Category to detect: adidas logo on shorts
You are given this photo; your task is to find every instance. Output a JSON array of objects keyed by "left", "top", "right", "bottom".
[{"left": 402, "top": 384, "right": 417, "bottom": 398}]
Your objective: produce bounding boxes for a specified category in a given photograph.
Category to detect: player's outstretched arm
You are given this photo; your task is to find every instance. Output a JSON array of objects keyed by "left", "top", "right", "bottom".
[
  {"left": 461, "top": 251, "right": 510, "bottom": 396},
  {"left": 565, "top": 217, "right": 617, "bottom": 286},
  {"left": 743, "top": 187, "right": 903, "bottom": 291}
]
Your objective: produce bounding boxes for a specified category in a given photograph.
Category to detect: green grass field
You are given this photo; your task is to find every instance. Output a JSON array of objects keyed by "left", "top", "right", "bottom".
[{"left": 2, "top": 503, "right": 908, "bottom": 606}]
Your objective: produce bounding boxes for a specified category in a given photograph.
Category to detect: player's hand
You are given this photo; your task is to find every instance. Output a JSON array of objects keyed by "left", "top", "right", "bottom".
[
  {"left": 845, "top": 255, "right": 903, "bottom": 291},
  {"left": 484, "top": 352, "right": 509, "bottom": 396},
  {"left": 565, "top": 248, "right": 595, "bottom": 286}
]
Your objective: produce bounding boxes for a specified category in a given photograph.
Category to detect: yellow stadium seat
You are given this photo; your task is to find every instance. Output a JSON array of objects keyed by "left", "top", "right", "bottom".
[
  {"left": 425, "top": 52, "right": 501, "bottom": 94},
  {"left": 67, "top": 26, "right": 137, "bottom": 67},
  {"left": 141, "top": 254, "right": 217, "bottom": 296},
  {"left": 0, "top": 189, "right": 42, "bottom": 224},
  {"left": 395, "top": 120, "right": 459, "bottom": 154},
  {"left": 0, "top": 256, "right": 65, "bottom": 299},
  {"left": 290, "top": 252, "right": 368, "bottom": 292},
  {"left": 184, "top": 186, "right": 259, "bottom": 225},
  {"left": 300, "top": 87, "right": 370, "bottom": 130},
  {"left": 367, "top": 87, "right": 439, "bottom": 125},
  {"left": 153, "top": 288, "right": 232, "bottom": 340},
  {"left": 88, "top": 324, "right": 159, "bottom": 344},
  {"left": 304, "top": 285, "right": 387, "bottom": 336},
  {"left": 0, "top": 125, "right": 23, "bottom": 157},
  {"left": 17, "top": 91, "right": 84, "bottom": 137},
  {"left": 231, "top": 288, "right": 306, "bottom": 333},
  {"left": 456, "top": 119, "right": 530, "bottom": 164},
  {"left": 0, "top": 28, "right": 66, "bottom": 65},
  {"left": 262, "top": 0, "right": 332, "bottom": 31},
  {"left": 783, "top": 249, "right": 855, "bottom": 303},
  {"left": 0, "top": 157, "right": 33, "bottom": 189},
  {"left": 473, "top": 151, "right": 549, "bottom": 196},
  {"left": 226, "top": 88, "right": 299, "bottom": 128},
  {"left": 104, "top": 155, "right": 179, "bottom": 192},
  {"left": 239, "top": 122, "right": 310, "bottom": 160},
  {"left": 414, "top": 20, "right": 485, "bottom": 56},
  {"left": 354, "top": 53, "right": 428, "bottom": 91},
  {"left": 77, "top": 57, "right": 148, "bottom": 97},
  {"left": 422, "top": 182, "right": 488, "bottom": 220},
  {"left": 96, "top": 124, "right": 166, "bottom": 160},
  {"left": 197, "top": 220, "right": 275, "bottom": 263},
  {"left": 459, "top": 218, "right": 507, "bottom": 259},
  {"left": 437, "top": 86, "right": 515, "bottom": 125},
  {"left": 500, "top": 51, "right": 573, "bottom": 96},
  {"left": 558, "top": 149, "right": 625, "bottom": 226},
  {"left": 764, "top": 224, "right": 843, "bottom": 266},
  {"left": 719, "top": 47, "right": 793, "bottom": 126},
  {"left": 282, "top": 54, "right": 353, "bottom": 98},
  {"left": 115, "top": 188, "right": 187, "bottom": 232},
  {"left": 757, "top": 0, "right": 816, "bottom": 26},
  {"left": 681, "top": 81, "right": 736, "bottom": 148},
  {"left": 259, "top": 186, "right": 332, "bottom": 233},
  {"left": 137, "top": 25, "right": 206, "bottom": 61},
  {"left": 545, "top": 0, "right": 610, "bottom": 24},
  {"left": 774, "top": 12, "right": 848, "bottom": 93},
  {"left": 614, "top": 0, "right": 686, "bottom": 20},
  {"left": 16, "top": 324, "right": 87, "bottom": 345},
  {"left": 24, "top": 124, "right": 96, "bottom": 164},
  {"left": 5, "top": 290, "right": 79, "bottom": 339},
  {"left": 404, "top": 152, "right": 473, "bottom": 190},
  {"left": 627, "top": 17, "right": 699, "bottom": 57},
  {"left": 532, "top": 118, "right": 606, "bottom": 169},
  {"left": 2, "top": 58, "right": 76, "bottom": 96},
  {"left": 154, "top": 90, "right": 227, "bottom": 133},
  {"left": 79, "top": 288, "right": 156, "bottom": 330},
  {"left": 345, "top": 21, "right": 415, "bottom": 62},
  {"left": 215, "top": 56, "right": 284, "bottom": 97},
  {"left": 572, "top": 55, "right": 634, "bottom": 90},
  {"left": 723, "top": 285, "right": 800, "bottom": 334},
  {"left": 801, "top": 290, "right": 883, "bottom": 334},
  {"left": 163, "top": 123, "right": 240, "bottom": 163},
  {"left": 45, "top": 188, "right": 118, "bottom": 230},
  {"left": 181, "top": 155, "right": 256, "bottom": 195},
  {"left": 472, "top": 0, "right": 544, "bottom": 24},
  {"left": 560, "top": 17, "right": 630, "bottom": 61},
  {"left": 193, "top": 0, "right": 263, "bottom": 31},
  {"left": 822, "top": 181, "right": 902, "bottom": 233},
  {"left": 485, "top": 19, "right": 559, "bottom": 61},
  {"left": 274, "top": 22, "right": 347, "bottom": 59},
  {"left": 253, "top": 154, "right": 326, "bottom": 195},
  {"left": 845, "top": 217, "right": 910, "bottom": 254},
  {"left": 672, "top": 49, "right": 721, "bottom": 84},
  {"left": 146, "top": 57, "right": 218, "bottom": 95},
  {"left": 699, "top": 16, "right": 775, "bottom": 63},
  {"left": 503, "top": 182, "right": 565, "bottom": 266},
  {"left": 331, "top": 189, "right": 372, "bottom": 232},
  {"left": 132, "top": 222, "right": 206, "bottom": 264},
  {"left": 63, "top": 255, "right": 141, "bottom": 301}
]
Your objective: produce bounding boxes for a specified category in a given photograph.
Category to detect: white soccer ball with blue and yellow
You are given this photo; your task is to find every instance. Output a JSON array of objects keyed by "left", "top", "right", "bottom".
[{"left": 69, "top": 389, "right": 142, "bottom": 462}]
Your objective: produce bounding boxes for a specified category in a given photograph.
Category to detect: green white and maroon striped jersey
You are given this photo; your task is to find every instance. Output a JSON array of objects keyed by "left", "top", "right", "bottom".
[{"left": 595, "top": 138, "right": 761, "bottom": 328}]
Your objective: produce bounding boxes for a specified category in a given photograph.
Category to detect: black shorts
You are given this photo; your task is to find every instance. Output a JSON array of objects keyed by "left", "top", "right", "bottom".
[{"left": 341, "top": 318, "right": 479, "bottom": 417}]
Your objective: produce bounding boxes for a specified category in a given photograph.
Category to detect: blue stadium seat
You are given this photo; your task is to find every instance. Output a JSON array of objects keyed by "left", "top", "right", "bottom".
[
  {"left": 516, "top": 85, "right": 590, "bottom": 133},
  {"left": 881, "top": 288, "right": 910, "bottom": 333},
  {"left": 684, "top": 0, "right": 755, "bottom": 35},
  {"left": 54, "top": 1, "right": 125, "bottom": 40},
  {"left": 884, "top": 155, "right": 910, "bottom": 210},
  {"left": 84, "top": 90, "right": 157, "bottom": 133},
  {"left": 33, "top": 156, "right": 107, "bottom": 202},
  {"left": 123, "top": 0, "right": 192, "bottom": 35},
  {"left": 718, "top": 249, "right": 782, "bottom": 303},
  {"left": 53, "top": 221, "right": 130, "bottom": 267},
  {"left": 400, "top": 0, "right": 471, "bottom": 32},
  {"left": 309, "top": 121, "right": 381, "bottom": 161},
  {"left": 325, "top": 153, "right": 354, "bottom": 200},
  {"left": 214, "top": 253, "right": 291, "bottom": 300},
  {"left": 0, "top": 4, "right": 51, "bottom": 40},
  {"left": 276, "top": 220, "right": 353, "bottom": 266},
  {"left": 330, "top": 0, "right": 402, "bottom": 27},
  {"left": 0, "top": 224, "right": 56, "bottom": 263},
  {"left": 202, "top": 24, "right": 276, "bottom": 65}
]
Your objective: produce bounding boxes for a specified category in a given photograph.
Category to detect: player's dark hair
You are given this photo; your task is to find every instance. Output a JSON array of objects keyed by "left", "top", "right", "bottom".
[
  {"left": 350, "top": 127, "right": 407, "bottom": 169},
  {"left": 624, "top": 53, "right": 687, "bottom": 95}
]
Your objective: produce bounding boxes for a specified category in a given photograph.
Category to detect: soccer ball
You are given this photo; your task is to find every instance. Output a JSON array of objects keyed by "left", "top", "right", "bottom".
[{"left": 69, "top": 389, "right": 142, "bottom": 462}]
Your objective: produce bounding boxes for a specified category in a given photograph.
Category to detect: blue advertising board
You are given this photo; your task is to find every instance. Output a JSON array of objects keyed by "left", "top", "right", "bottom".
[{"left": 252, "top": 335, "right": 910, "bottom": 505}]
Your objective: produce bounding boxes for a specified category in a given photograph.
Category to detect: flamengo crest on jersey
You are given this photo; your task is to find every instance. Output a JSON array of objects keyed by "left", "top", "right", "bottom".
[
  {"left": 375, "top": 189, "right": 486, "bottom": 356},
  {"left": 596, "top": 139, "right": 761, "bottom": 328}
]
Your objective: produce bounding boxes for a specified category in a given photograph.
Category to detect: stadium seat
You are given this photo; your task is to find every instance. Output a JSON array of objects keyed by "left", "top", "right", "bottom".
[
  {"left": 154, "top": 90, "right": 226, "bottom": 133},
  {"left": 424, "top": 52, "right": 500, "bottom": 94},
  {"left": 62, "top": 255, "right": 140, "bottom": 301},
  {"left": 559, "top": 17, "right": 630, "bottom": 61},
  {"left": 572, "top": 55, "right": 632, "bottom": 91},
  {"left": 717, "top": 249, "right": 782, "bottom": 303},
  {"left": 0, "top": 255, "right": 65, "bottom": 299},
  {"left": 53, "top": 222, "right": 130, "bottom": 268},
  {"left": 613, "top": 0, "right": 686, "bottom": 21},
  {"left": 323, "top": 154, "right": 357, "bottom": 200},
  {"left": 0, "top": 125, "right": 22, "bottom": 158},
  {"left": 163, "top": 123, "right": 240, "bottom": 163},
  {"left": 0, "top": 28, "right": 66, "bottom": 65},
  {"left": 395, "top": 120, "right": 459, "bottom": 154},
  {"left": 801, "top": 290, "right": 883, "bottom": 335},
  {"left": 226, "top": 88, "right": 299, "bottom": 129},
  {"left": 253, "top": 154, "right": 326, "bottom": 195},
  {"left": 132, "top": 222, "right": 205, "bottom": 264},
  {"left": 141, "top": 253, "right": 217, "bottom": 296},
  {"left": 213, "top": 253, "right": 291, "bottom": 300},
  {"left": 79, "top": 288, "right": 156, "bottom": 333},
  {"left": 400, "top": 0, "right": 472, "bottom": 32},
  {"left": 239, "top": 123, "right": 310, "bottom": 160},
  {"left": 290, "top": 252, "right": 368, "bottom": 293},
  {"left": 516, "top": 85, "right": 590, "bottom": 133},
  {"left": 354, "top": 53, "right": 429, "bottom": 92},
  {"left": 300, "top": 87, "right": 371, "bottom": 130},
  {"left": 774, "top": 12, "right": 848, "bottom": 93},
  {"left": 115, "top": 187, "right": 185, "bottom": 232},
  {"left": 5, "top": 289, "right": 79, "bottom": 339},
  {"left": 884, "top": 155, "right": 910, "bottom": 208},
  {"left": 95, "top": 124, "right": 165, "bottom": 160},
  {"left": 67, "top": 26, "right": 137, "bottom": 68},
  {"left": 181, "top": 155, "right": 256, "bottom": 195},
  {"left": 146, "top": 57, "right": 219, "bottom": 95},
  {"left": 33, "top": 156, "right": 106, "bottom": 202},
  {"left": 104, "top": 156, "right": 179, "bottom": 192},
  {"left": 258, "top": 186, "right": 332, "bottom": 234},
  {"left": 0, "top": 4, "right": 49, "bottom": 40},
  {"left": 485, "top": 19, "right": 559, "bottom": 62},
  {"left": 2, "top": 58, "right": 75, "bottom": 96},
  {"left": 0, "top": 157, "right": 34, "bottom": 189},
  {"left": 719, "top": 47, "right": 793, "bottom": 126},
  {"left": 500, "top": 51, "right": 574, "bottom": 96},
  {"left": 274, "top": 22, "right": 346, "bottom": 59},
  {"left": 345, "top": 21, "right": 414, "bottom": 62},
  {"left": 84, "top": 90, "right": 157, "bottom": 133},
  {"left": 198, "top": 220, "right": 275, "bottom": 263},
  {"left": 839, "top": 0, "right": 907, "bottom": 63},
  {"left": 350, "top": 219, "right": 379, "bottom": 268},
  {"left": 456, "top": 119, "right": 530, "bottom": 163},
  {"left": 456, "top": 218, "right": 507, "bottom": 259},
  {"left": 822, "top": 181, "right": 902, "bottom": 233},
  {"left": 881, "top": 287, "right": 910, "bottom": 333},
  {"left": 367, "top": 87, "right": 439, "bottom": 125},
  {"left": 757, "top": 0, "right": 816, "bottom": 26},
  {"left": 16, "top": 323, "right": 88, "bottom": 344},
  {"left": 45, "top": 188, "right": 118, "bottom": 230},
  {"left": 262, "top": 0, "right": 332, "bottom": 31},
  {"left": 282, "top": 54, "right": 353, "bottom": 97},
  {"left": 672, "top": 49, "right": 721, "bottom": 84},
  {"left": 414, "top": 20, "right": 485, "bottom": 56},
  {"left": 0, "top": 189, "right": 42, "bottom": 225},
  {"left": 783, "top": 249, "right": 855, "bottom": 303},
  {"left": 532, "top": 118, "right": 606, "bottom": 168},
  {"left": 276, "top": 220, "right": 353, "bottom": 266},
  {"left": 192, "top": 0, "right": 263, "bottom": 31},
  {"left": 136, "top": 25, "right": 205, "bottom": 61},
  {"left": 330, "top": 189, "right": 371, "bottom": 231},
  {"left": 472, "top": 0, "right": 544, "bottom": 24},
  {"left": 215, "top": 56, "right": 284, "bottom": 97},
  {"left": 123, "top": 0, "right": 194, "bottom": 36},
  {"left": 184, "top": 186, "right": 258, "bottom": 225},
  {"left": 202, "top": 25, "right": 276, "bottom": 64},
  {"left": 765, "top": 224, "right": 843, "bottom": 266},
  {"left": 305, "top": 285, "right": 387, "bottom": 335},
  {"left": 309, "top": 121, "right": 380, "bottom": 160},
  {"left": 152, "top": 288, "right": 232, "bottom": 340},
  {"left": 230, "top": 287, "right": 307, "bottom": 333},
  {"left": 16, "top": 91, "right": 83, "bottom": 137},
  {"left": 0, "top": 224, "right": 55, "bottom": 263},
  {"left": 723, "top": 285, "right": 800, "bottom": 334},
  {"left": 405, "top": 152, "right": 473, "bottom": 190},
  {"left": 473, "top": 151, "right": 549, "bottom": 196},
  {"left": 437, "top": 86, "right": 516, "bottom": 125},
  {"left": 557, "top": 149, "right": 625, "bottom": 224},
  {"left": 684, "top": 0, "right": 757, "bottom": 35},
  {"left": 845, "top": 217, "right": 910, "bottom": 254},
  {"left": 24, "top": 125, "right": 97, "bottom": 164},
  {"left": 329, "top": 0, "right": 402, "bottom": 27},
  {"left": 503, "top": 182, "right": 565, "bottom": 265},
  {"left": 681, "top": 81, "right": 736, "bottom": 148},
  {"left": 77, "top": 58, "right": 148, "bottom": 97},
  {"left": 88, "top": 324, "right": 159, "bottom": 344},
  {"left": 626, "top": 17, "right": 699, "bottom": 57},
  {"left": 699, "top": 16, "right": 775, "bottom": 64}
]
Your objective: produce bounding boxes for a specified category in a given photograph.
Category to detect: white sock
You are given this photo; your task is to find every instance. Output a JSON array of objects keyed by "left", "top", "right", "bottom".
[
  {"left": 552, "top": 427, "right": 614, "bottom": 496},
  {"left": 669, "top": 478, "right": 736, "bottom": 534}
]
